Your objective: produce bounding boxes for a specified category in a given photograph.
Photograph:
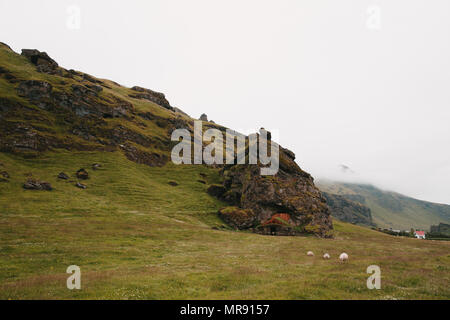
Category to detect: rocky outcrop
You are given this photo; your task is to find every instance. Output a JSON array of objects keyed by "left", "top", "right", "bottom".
[
  {"left": 21, "top": 49, "right": 60, "bottom": 74},
  {"left": 76, "top": 168, "right": 89, "bottom": 180},
  {"left": 199, "top": 113, "right": 208, "bottom": 121},
  {"left": 129, "top": 86, "right": 174, "bottom": 111},
  {"left": 214, "top": 147, "right": 333, "bottom": 238},
  {"left": 322, "top": 192, "right": 374, "bottom": 227}
]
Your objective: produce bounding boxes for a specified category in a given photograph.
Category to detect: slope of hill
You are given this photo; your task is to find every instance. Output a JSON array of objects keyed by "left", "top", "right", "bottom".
[
  {"left": 0, "top": 42, "right": 334, "bottom": 237},
  {"left": 1, "top": 43, "right": 449, "bottom": 299},
  {"left": 317, "top": 180, "right": 450, "bottom": 231}
]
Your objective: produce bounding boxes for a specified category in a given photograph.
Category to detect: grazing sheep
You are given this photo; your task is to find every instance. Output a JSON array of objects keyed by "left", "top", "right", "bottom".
[
  {"left": 339, "top": 253, "right": 349, "bottom": 262},
  {"left": 323, "top": 253, "right": 330, "bottom": 259},
  {"left": 307, "top": 251, "right": 314, "bottom": 256}
]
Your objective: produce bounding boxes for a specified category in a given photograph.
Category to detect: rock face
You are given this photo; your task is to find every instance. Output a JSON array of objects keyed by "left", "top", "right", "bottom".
[
  {"left": 218, "top": 207, "right": 257, "bottom": 230},
  {"left": 322, "top": 192, "right": 374, "bottom": 227},
  {"left": 1, "top": 44, "right": 174, "bottom": 168},
  {"left": 430, "top": 223, "right": 450, "bottom": 236},
  {"left": 215, "top": 147, "right": 333, "bottom": 238},
  {"left": 21, "top": 49, "right": 59, "bottom": 74},
  {"left": 129, "top": 86, "right": 174, "bottom": 111}
]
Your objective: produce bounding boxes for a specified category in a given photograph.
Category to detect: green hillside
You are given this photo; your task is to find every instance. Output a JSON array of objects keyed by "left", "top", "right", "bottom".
[{"left": 317, "top": 180, "right": 450, "bottom": 231}]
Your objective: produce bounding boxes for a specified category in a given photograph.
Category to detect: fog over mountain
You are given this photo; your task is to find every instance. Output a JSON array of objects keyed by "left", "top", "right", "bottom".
[{"left": 1, "top": 0, "right": 449, "bottom": 204}]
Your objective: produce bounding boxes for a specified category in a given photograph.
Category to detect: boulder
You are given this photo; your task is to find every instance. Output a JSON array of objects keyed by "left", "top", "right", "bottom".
[
  {"left": 211, "top": 147, "right": 333, "bottom": 238},
  {"left": 92, "top": 163, "right": 101, "bottom": 170},
  {"left": 168, "top": 181, "right": 179, "bottom": 186},
  {"left": 23, "top": 178, "right": 52, "bottom": 191},
  {"left": 17, "top": 80, "right": 52, "bottom": 101},
  {"left": 218, "top": 206, "right": 257, "bottom": 230},
  {"left": 76, "top": 168, "right": 89, "bottom": 180},
  {"left": 21, "top": 49, "right": 59, "bottom": 74},
  {"left": 199, "top": 113, "right": 208, "bottom": 122},
  {"left": 75, "top": 182, "right": 87, "bottom": 189}
]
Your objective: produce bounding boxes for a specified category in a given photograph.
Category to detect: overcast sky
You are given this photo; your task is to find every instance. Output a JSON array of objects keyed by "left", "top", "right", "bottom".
[{"left": 1, "top": 0, "right": 449, "bottom": 204}]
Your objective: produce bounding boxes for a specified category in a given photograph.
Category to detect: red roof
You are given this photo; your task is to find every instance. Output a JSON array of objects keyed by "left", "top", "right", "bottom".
[
  {"left": 262, "top": 213, "right": 291, "bottom": 226},
  {"left": 415, "top": 231, "right": 425, "bottom": 236}
]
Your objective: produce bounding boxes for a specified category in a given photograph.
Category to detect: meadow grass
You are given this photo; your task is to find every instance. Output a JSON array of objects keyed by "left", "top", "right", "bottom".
[{"left": 0, "top": 151, "right": 449, "bottom": 300}]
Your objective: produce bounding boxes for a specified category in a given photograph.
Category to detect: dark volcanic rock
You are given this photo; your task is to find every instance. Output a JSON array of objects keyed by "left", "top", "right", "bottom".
[
  {"left": 23, "top": 178, "right": 52, "bottom": 191},
  {"left": 21, "top": 49, "right": 59, "bottom": 74},
  {"left": 76, "top": 168, "right": 89, "bottom": 180},
  {"left": 17, "top": 80, "right": 53, "bottom": 102},
  {"left": 129, "top": 86, "right": 174, "bottom": 111},
  {"left": 218, "top": 206, "right": 257, "bottom": 230},
  {"left": 214, "top": 147, "right": 333, "bottom": 238},
  {"left": 199, "top": 113, "right": 208, "bottom": 122},
  {"left": 168, "top": 181, "right": 179, "bottom": 186},
  {"left": 58, "top": 172, "right": 69, "bottom": 180}
]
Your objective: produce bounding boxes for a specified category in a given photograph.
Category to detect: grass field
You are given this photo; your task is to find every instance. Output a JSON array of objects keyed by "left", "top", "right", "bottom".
[{"left": 0, "top": 151, "right": 449, "bottom": 300}]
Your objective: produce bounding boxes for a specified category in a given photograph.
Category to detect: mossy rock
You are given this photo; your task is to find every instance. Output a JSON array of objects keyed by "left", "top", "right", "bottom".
[{"left": 218, "top": 206, "right": 256, "bottom": 230}]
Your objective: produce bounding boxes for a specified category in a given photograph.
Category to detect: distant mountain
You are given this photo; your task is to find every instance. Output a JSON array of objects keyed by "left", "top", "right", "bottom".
[
  {"left": 321, "top": 192, "right": 375, "bottom": 227},
  {"left": 317, "top": 180, "right": 450, "bottom": 231}
]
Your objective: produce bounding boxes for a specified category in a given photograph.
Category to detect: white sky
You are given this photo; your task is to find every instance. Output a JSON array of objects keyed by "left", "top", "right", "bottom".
[{"left": 1, "top": 0, "right": 449, "bottom": 204}]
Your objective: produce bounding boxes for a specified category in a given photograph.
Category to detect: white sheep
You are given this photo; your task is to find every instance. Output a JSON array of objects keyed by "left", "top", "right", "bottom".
[
  {"left": 323, "top": 253, "right": 330, "bottom": 259},
  {"left": 307, "top": 251, "right": 314, "bottom": 256},
  {"left": 339, "top": 253, "right": 349, "bottom": 262}
]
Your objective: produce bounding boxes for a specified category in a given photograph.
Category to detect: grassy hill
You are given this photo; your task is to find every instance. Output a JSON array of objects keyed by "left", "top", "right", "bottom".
[
  {"left": 1, "top": 43, "right": 449, "bottom": 299},
  {"left": 317, "top": 180, "right": 450, "bottom": 231}
]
